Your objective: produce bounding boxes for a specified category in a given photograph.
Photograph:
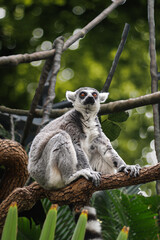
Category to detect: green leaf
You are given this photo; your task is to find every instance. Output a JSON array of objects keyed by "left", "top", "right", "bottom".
[
  {"left": 0, "top": 124, "right": 11, "bottom": 138},
  {"left": 1, "top": 202, "right": 18, "bottom": 240},
  {"left": 91, "top": 190, "right": 159, "bottom": 240},
  {"left": 108, "top": 112, "right": 129, "bottom": 123},
  {"left": 55, "top": 205, "right": 75, "bottom": 240},
  {"left": 71, "top": 209, "right": 88, "bottom": 240},
  {"left": 39, "top": 204, "right": 58, "bottom": 240},
  {"left": 42, "top": 200, "right": 75, "bottom": 240},
  {"left": 17, "top": 217, "right": 41, "bottom": 240},
  {"left": 116, "top": 226, "right": 129, "bottom": 240},
  {"left": 102, "top": 120, "right": 121, "bottom": 141},
  {"left": 41, "top": 198, "right": 52, "bottom": 214}
]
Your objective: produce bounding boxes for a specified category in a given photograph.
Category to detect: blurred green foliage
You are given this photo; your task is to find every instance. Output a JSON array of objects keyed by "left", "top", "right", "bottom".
[{"left": 0, "top": 0, "right": 159, "bottom": 193}]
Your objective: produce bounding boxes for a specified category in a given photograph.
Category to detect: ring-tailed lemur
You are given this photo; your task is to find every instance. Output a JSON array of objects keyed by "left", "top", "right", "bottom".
[
  {"left": 75, "top": 206, "right": 102, "bottom": 240},
  {"left": 28, "top": 87, "right": 141, "bottom": 239}
]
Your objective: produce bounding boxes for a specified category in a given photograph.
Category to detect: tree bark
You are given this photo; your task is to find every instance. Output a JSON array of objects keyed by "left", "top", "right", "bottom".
[{"left": 0, "top": 139, "right": 28, "bottom": 203}]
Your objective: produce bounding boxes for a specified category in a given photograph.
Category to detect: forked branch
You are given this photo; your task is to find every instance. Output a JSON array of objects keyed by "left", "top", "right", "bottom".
[{"left": 0, "top": 0, "right": 125, "bottom": 66}]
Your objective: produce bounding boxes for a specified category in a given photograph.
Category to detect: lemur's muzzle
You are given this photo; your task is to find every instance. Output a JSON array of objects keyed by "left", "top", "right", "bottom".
[{"left": 84, "top": 96, "right": 95, "bottom": 105}]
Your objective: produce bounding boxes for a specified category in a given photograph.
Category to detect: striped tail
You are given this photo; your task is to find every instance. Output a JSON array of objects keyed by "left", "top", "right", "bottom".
[{"left": 75, "top": 206, "right": 103, "bottom": 240}]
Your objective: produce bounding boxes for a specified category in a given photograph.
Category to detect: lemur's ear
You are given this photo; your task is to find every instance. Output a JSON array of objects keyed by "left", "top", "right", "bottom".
[
  {"left": 99, "top": 92, "right": 109, "bottom": 103},
  {"left": 66, "top": 91, "right": 76, "bottom": 103}
]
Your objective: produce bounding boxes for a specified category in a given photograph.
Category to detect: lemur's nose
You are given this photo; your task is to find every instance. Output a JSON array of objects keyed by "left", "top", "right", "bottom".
[{"left": 84, "top": 96, "right": 95, "bottom": 105}]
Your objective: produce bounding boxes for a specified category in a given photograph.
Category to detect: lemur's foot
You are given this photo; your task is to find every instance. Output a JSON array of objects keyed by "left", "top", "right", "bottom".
[
  {"left": 78, "top": 168, "right": 101, "bottom": 186},
  {"left": 118, "top": 164, "right": 141, "bottom": 177},
  {"left": 90, "top": 170, "right": 101, "bottom": 187}
]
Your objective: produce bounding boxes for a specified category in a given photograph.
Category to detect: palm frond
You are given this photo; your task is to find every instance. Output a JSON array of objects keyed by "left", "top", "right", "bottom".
[{"left": 91, "top": 189, "right": 159, "bottom": 240}]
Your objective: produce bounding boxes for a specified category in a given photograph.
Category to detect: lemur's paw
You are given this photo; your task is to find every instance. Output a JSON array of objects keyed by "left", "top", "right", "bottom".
[
  {"left": 118, "top": 164, "right": 141, "bottom": 177},
  {"left": 90, "top": 171, "right": 101, "bottom": 187},
  {"left": 77, "top": 169, "right": 101, "bottom": 186}
]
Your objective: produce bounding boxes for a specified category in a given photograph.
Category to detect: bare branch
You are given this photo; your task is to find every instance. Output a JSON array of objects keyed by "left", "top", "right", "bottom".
[
  {"left": 0, "top": 106, "right": 30, "bottom": 116},
  {"left": 40, "top": 37, "right": 64, "bottom": 129},
  {"left": 148, "top": 0, "right": 158, "bottom": 93},
  {"left": 148, "top": 0, "right": 160, "bottom": 159},
  {"left": 102, "top": 23, "right": 130, "bottom": 92},
  {"left": 1, "top": 91, "right": 160, "bottom": 119},
  {"left": 20, "top": 43, "right": 56, "bottom": 146},
  {"left": 10, "top": 115, "right": 15, "bottom": 141},
  {"left": 0, "top": 0, "right": 125, "bottom": 66},
  {"left": 148, "top": 0, "right": 160, "bottom": 194},
  {"left": 0, "top": 163, "right": 160, "bottom": 232},
  {"left": 99, "top": 91, "right": 160, "bottom": 115},
  {"left": 63, "top": 0, "right": 125, "bottom": 50}
]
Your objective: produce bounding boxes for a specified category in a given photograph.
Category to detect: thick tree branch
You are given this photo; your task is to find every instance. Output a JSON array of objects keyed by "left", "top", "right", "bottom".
[
  {"left": 0, "top": 139, "right": 28, "bottom": 203},
  {"left": 0, "top": 0, "right": 125, "bottom": 66},
  {"left": 0, "top": 163, "right": 160, "bottom": 232},
  {"left": 1, "top": 91, "right": 160, "bottom": 119},
  {"left": 102, "top": 23, "right": 130, "bottom": 92}
]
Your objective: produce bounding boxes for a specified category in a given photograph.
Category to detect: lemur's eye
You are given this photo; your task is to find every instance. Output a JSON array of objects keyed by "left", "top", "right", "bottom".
[
  {"left": 79, "top": 92, "right": 86, "bottom": 99},
  {"left": 92, "top": 92, "right": 97, "bottom": 98}
]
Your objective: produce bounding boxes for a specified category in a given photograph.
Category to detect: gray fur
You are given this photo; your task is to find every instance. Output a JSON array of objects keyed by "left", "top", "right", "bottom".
[{"left": 28, "top": 87, "right": 141, "bottom": 190}]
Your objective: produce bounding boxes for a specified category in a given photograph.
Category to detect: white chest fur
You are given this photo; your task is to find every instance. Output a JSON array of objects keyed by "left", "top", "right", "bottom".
[{"left": 80, "top": 117, "right": 99, "bottom": 158}]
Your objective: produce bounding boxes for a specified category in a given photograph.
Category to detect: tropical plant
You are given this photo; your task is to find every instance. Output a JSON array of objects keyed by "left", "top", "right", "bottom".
[
  {"left": 91, "top": 189, "right": 160, "bottom": 240},
  {"left": 1, "top": 200, "right": 132, "bottom": 240},
  {"left": 2, "top": 203, "right": 87, "bottom": 240},
  {"left": 1, "top": 202, "right": 17, "bottom": 240},
  {"left": 116, "top": 226, "right": 129, "bottom": 240}
]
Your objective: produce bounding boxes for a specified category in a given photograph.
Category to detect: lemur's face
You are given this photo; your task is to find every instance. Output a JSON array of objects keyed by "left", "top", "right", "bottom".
[
  {"left": 66, "top": 87, "right": 109, "bottom": 114},
  {"left": 78, "top": 89, "right": 99, "bottom": 105}
]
